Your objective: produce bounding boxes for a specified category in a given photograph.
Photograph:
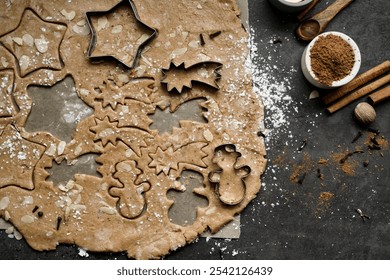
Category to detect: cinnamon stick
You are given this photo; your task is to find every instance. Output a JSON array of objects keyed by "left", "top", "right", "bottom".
[
  {"left": 323, "top": 60, "right": 390, "bottom": 105},
  {"left": 368, "top": 85, "right": 390, "bottom": 105},
  {"left": 297, "top": 0, "right": 322, "bottom": 22},
  {"left": 326, "top": 73, "right": 390, "bottom": 114}
]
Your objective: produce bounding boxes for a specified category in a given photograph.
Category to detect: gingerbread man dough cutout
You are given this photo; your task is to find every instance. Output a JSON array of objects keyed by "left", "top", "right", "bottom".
[
  {"left": 0, "top": 0, "right": 266, "bottom": 259},
  {"left": 109, "top": 160, "right": 151, "bottom": 219}
]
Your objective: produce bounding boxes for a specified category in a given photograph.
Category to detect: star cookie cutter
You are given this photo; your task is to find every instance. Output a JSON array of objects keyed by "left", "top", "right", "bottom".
[
  {"left": 161, "top": 61, "right": 222, "bottom": 93},
  {"left": 86, "top": 0, "right": 157, "bottom": 69},
  {"left": 208, "top": 144, "right": 251, "bottom": 206}
]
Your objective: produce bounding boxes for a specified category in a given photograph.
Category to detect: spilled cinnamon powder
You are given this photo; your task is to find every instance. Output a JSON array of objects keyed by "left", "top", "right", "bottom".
[
  {"left": 287, "top": 132, "right": 389, "bottom": 185},
  {"left": 364, "top": 132, "right": 389, "bottom": 150},
  {"left": 315, "top": 191, "right": 334, "bottom": 217},
  {"left": 289, "top": 152, "right": 312, "bottom": 184},
  {"left": 330, "top": 150, "right": 359, "bottom": 176},
  {"left": 310, "top": 34, "right": 355, "bottom": 86},
  {"left": 318, "top": 191, "right": 334, "bottom": 209}
]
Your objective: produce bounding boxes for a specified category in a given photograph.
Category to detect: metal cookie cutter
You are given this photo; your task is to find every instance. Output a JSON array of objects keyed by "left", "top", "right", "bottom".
[
  {"left": 161, "top": 61, "right": 222, "bottom": 93},
  {"left": 208, "top": 144, "right": 251, "bottom": 206},
  {"left": 86, "top": 0, "right": 157, "bottom": 69}
]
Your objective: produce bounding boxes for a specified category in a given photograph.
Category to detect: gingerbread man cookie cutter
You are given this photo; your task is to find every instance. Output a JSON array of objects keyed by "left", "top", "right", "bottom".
[
  {"left": 208, "top": 144, "right": 251, "bottom": 206},
  {"left": 86, "top": 0, "right": 157, "bottom": 69}
]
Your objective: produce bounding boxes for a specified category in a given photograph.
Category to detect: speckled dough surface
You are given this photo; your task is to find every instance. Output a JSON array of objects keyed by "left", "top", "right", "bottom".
[{"left": 0, "top": 0, "right": 266, "bottom": 259}]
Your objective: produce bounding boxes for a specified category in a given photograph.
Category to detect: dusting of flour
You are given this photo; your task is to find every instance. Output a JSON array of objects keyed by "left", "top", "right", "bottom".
[{"left": 247, "top": 28, "right": 298, "bottom": 148}]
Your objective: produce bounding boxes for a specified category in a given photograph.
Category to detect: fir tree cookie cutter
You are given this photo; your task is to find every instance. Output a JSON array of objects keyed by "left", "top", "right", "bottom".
[
  {"left": 86, "top": 0, "right": 157, "bottom": 68},
  {"left": 161, "top": 61, "right": 222, "bottom": 93},
  {"left": 208, "top": 144, "right": 251, "bottom": 206}
]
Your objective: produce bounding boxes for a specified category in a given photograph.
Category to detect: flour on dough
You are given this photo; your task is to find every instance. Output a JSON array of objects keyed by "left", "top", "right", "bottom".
[{"left": 0, "top": 0, "right": 266, "bottom": 259}]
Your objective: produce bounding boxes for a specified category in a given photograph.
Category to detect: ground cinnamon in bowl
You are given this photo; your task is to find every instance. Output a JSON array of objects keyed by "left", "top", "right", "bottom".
[
  {"left": 310, "top": 34, "right": 355, "bottom": 86},
  {"left": 301, "top": 32, "right": 361, "bottom": 89}
]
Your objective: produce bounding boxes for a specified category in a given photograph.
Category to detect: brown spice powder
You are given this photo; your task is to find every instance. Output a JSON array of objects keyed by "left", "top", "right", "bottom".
[
  {"left": 315, "top": 191, "right": 334, "bottom": 216},
  {"left": 318, "top": 191, "right": 334, "bottom": 208},
  {"left": 310, "top": 34, "right": 355, "bottom": 86},
  {"left": 330, "top": 150, "right": 358, "bottom": 176},
  {"left": 289, "top": 152, "right": 312, "bottom": 184},
  {"left": 364, "top": 132, "right": 389, "bottom": 149},
  {"left": 318, "top": 158, "right": 328, "bottom": 165}
]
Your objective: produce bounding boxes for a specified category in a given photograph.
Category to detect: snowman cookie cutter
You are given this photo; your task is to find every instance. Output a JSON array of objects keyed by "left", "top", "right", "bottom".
[{"left": 208, "top": 144, "right": 251, "bottom": 206}]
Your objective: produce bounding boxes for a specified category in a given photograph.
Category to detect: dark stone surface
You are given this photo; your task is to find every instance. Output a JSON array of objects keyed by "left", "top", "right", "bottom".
[{"left": 1, "top": 0, "right": 389, "bottom": 260}]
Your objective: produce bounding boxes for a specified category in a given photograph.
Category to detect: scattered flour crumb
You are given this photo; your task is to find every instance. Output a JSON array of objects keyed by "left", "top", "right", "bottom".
[{"left": 78, "top": 247, "right": 89, "bottom": 258}]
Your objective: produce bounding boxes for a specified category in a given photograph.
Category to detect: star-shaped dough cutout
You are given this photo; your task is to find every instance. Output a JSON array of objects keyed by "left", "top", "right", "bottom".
[
  {"left": 86, "top": 0, "right": 156, "bottom": 68},
  {"left": 149, "top": 143, "right": 208, "bottom": 175},
  {"left": 161, "top": 61, "right": 222, "bottom": 93},
  {"left": 0, "top": 45, "right": 15, "bottom": 71},
  {"left": 0, "top": 9, "right": 66, "bottom": 77},
  {"left": 90, "top": 116, "right": 120, "bottom": 147},
  {"left": 149, "top": 146, "right": 178, "bottom": 175},
  {"left": 0, "top": 124, "right": 45, "bottom": 190},
  {"left": 94, "top": 79, "right": 153, "bottom": 110},
  {"left": 94, "top": 81, "right": 126, "bottom": 110},
  {"left": 0, "top": 69, "right": 16, "bottom": 118}
]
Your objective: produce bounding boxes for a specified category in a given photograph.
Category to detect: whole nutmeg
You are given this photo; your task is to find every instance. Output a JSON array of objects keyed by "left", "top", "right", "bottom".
[{"left": 354, "top": 102, "right": 376, "bottom": 126}]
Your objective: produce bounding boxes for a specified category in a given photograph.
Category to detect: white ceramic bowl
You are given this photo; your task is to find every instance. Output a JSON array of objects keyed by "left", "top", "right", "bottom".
[
  {"left": 268, "top": 0, "right": 313, "bottom": 13},
  {"left": 301, "top": 31, "right": 361, "bottom": 89}
]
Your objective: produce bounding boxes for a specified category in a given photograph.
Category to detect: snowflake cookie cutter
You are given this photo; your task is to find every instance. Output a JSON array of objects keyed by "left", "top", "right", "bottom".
[
  {"left": 86, "top": 0, "right": 157, "bottom": 69},
  {"left": 208, "top": 144, "right": 251, "bottom": 206},
  {"left": 161, "top": 61, "right": 222, "bottom": 93}
]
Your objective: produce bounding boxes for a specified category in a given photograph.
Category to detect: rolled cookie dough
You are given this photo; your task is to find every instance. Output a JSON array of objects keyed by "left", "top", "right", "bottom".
[{"left": 0, "top": 0, "right": 266, "bottom": 259}]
